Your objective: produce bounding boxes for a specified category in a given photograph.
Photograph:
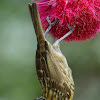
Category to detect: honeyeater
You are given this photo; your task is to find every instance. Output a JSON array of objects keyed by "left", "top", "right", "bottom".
[{"left": 29, "top": 3, "right": 74, "bottom": 100}]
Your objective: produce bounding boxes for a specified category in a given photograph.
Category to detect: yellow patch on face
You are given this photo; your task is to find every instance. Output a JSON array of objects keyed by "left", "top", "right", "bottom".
[
  {"left": 46, "top": 89, "right": 57, "bottom": 100},
  {"left": 47, "top": 90, "right": 53, "bottom": 100}
]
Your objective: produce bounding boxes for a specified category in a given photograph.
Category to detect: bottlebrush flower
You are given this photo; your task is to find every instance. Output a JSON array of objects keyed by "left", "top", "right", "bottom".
[{"left": 36, "top": 0, "right": 100, "bottom": 41}]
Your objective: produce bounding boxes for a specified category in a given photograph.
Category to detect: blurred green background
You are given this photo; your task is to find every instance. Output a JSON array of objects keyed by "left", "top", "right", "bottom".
[{"left": 0, "top": 0, "right": 100, "bottom": 100}]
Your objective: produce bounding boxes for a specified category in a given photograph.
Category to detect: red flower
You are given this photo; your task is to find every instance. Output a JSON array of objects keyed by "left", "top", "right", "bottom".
[{"left": 36, "top": 0, "right": 100, "bottom": 41}]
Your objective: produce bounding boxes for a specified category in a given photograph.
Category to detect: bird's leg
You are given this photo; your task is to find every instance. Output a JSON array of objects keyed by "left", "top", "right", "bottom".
[
  {"left": 44, "top": 16, "right": 57, "bottom": 37},
  {"left": 53, "top": 23, "right": 75, "bottom": 45}
]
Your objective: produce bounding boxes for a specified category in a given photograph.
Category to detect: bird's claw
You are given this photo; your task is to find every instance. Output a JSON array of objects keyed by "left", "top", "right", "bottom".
[{"left": 44, "top": 16, "right": 57, "bottom": 37}]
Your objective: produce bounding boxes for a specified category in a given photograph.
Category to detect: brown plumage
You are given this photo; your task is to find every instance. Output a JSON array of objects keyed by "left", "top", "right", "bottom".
[{"left": 29, "top": 3, "right": 74, "bottom": 100}]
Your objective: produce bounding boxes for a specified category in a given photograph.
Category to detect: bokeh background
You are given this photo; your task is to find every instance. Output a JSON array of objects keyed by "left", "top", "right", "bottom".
[{"left": 0, "top": 0, "right": 100, "bottom": 100}]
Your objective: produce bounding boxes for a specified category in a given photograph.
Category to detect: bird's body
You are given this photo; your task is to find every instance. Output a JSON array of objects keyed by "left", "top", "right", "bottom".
[{"left": 36, "top": 40, "right": 74, "bottom": 100}]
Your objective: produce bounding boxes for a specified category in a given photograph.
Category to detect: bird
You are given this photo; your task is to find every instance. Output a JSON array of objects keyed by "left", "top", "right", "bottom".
[{"left": 29, "top": 2, "right": 74, "bottom": 100}]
